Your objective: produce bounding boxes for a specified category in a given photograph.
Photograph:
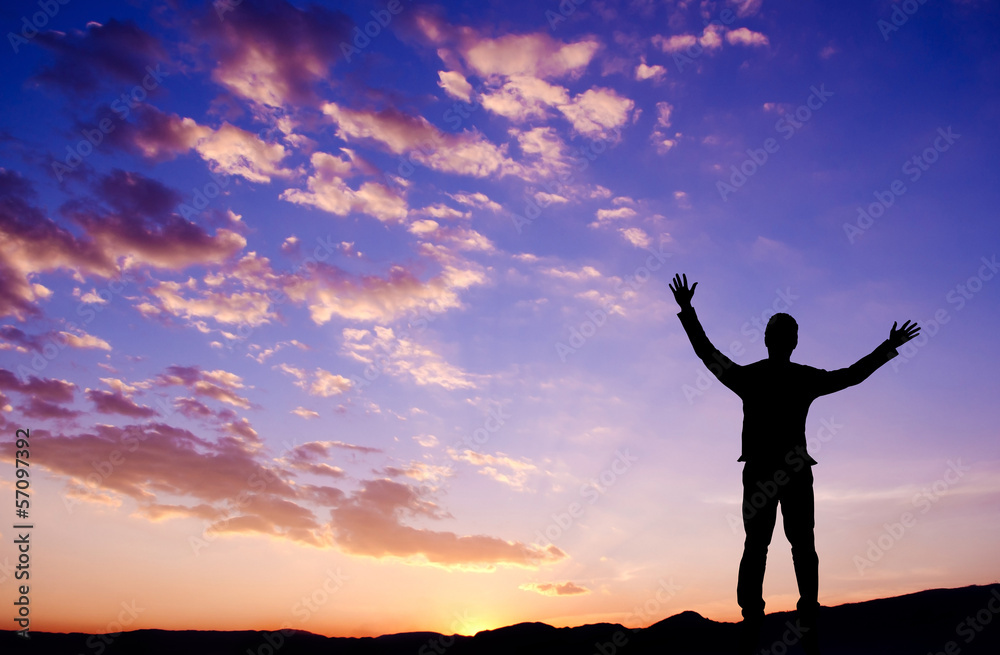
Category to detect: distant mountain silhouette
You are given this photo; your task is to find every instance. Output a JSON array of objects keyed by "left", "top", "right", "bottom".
[{"left": 4, "top": 583, "right": 999, "bottom": 654}]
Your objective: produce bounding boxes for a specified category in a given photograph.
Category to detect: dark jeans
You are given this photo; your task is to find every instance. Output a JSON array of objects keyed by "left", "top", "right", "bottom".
[{"left": 737, "top": 461, "right": 820, "bottom": 624}]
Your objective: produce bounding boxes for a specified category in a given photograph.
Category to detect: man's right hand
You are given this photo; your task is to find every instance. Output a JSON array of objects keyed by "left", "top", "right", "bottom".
[
  {"left": 888, "top": 320, "right": 920, "bottom": 349},
  {"left": 669, "top": 273, "right": 697, "bottom": 310}
]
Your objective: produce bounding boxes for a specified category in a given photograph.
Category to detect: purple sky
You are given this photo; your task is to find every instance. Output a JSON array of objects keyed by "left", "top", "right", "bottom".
[{"left": 1, "top": 0, "right": 998, "bottom": 638}]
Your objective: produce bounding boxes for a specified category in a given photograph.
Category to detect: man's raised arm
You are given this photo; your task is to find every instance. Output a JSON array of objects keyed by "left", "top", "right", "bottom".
[
  {"left": 670, "top": 274, "right": 740, "bottom": 385},
  {"left": 811, "top": 320, "right": 920, "bottom": 396}
]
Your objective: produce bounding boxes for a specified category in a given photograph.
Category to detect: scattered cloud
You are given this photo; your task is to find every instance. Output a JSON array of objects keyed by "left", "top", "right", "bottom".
[{"left": 519, "top": 581, "right": 590, "bottom": 596}]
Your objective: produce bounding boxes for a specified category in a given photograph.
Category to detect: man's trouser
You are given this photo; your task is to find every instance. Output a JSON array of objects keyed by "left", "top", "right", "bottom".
[{"left": 737, "top": 461, "right": 820, "bottom": 652}]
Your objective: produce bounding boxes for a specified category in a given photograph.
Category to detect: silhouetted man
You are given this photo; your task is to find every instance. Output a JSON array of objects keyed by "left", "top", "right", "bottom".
[{"left": 668, "top": 274, "right": 919, "bottom": 655}]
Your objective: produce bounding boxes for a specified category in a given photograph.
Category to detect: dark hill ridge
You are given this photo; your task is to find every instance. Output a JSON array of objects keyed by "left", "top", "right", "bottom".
[{"left": 3, "top": 583, "right": 999, "bottom": 654}]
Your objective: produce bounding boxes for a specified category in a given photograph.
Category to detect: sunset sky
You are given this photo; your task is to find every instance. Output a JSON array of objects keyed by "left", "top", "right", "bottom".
[{"left": 1, "top": 0, "right": 999, "bottom": 640}]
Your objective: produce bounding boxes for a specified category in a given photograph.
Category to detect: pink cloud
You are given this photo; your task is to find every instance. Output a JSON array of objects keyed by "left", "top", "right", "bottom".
[
  {"left": 415, "top": 14, "right": 599, "bottom": 80},
  {"left": 19, "top": 397, "right": 82, "bottom": 420},
  {"left": 35, "top": 422, "right": 328, "bottom": 545},
  {"left": 726, "top": 27, "right": 770, "bottom": 47},
  {"left": 519, "top": 581, "right": 590, "bottom": 596},
  {"left": 330, "top": 478, "right": 566, "bottom": 569},
  {"left": 0, "top": 170, "right": 243, "bottom": 320},
  {"left": 0, "top": 326, "right": 106, "bottom": 352},
  {"left": 281, "top": 151, "right": 408, "bottom": 222},
  {"left": 558, "top": 87, "right": 634, "bottom": 139},
  {"left": 322, "top": 102, "right": 514, "bottom": 178},
  {"left": 154, "top": 365, "right": 253, "bottom": 409},
  {"left": 108, "top": 109, "right": 291, "bottom": 183},
  {"left": 87, "top": 389, "right": 158, "bottom": 418},
  {"left": 285, "top": 258, "right": 486, "bottom": 325},
  {"left": 0, "top": 368, "right": 76, "bottom": 403},
  {"left": 194, "top": 0, "right": 351, "bottom": 107},
  {"left": 437, "top": 70, "right": 473, "bottom": 102}
]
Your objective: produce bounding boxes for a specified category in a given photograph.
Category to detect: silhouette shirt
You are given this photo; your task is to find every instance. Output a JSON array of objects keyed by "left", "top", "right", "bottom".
[{"left": 677, "top": 307, "right": 899, "bottom": 466}]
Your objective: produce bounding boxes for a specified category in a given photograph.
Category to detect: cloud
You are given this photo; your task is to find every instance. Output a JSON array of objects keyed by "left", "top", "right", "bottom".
[
  {"left": 107, "top": 108, "right": 291, "bottom": 182},
  {"left": 87, "top": 389, "right": 158, "bottom": 418},
  {"left": 192, "top": 122, "right": 291, "bottom": 183},
  {"left": 438, "top": 70, "right": 473, "bottom": 102},
  {"left": 406, "top": 220, "right": 495, "bottom": 253},
  {"left": 0, "top": 326, "right": 108, "bottom": 352},
  {"left": 281, "top": 151, "right": 408, "bottom": 222},
  {"left": 558, "top": 87, "right": 634, "bottom": 139},
  {"left": 19, "top": 397, "right": 82, "bottom": 420},
  {"left": 652, "top": 33, "right": 697, "bottom": 53},
  {"left": 0, "top": 170, "right": 113, "bottom": 318},
  {"left": 287, "top": 408, "right": 319, "bottom": 423},
  {"left": 35, "top": 421, "right": 328, "bottom": 546},
  {"left": 519, "top": 581, "right": 590, "bottom": 596},
  {"left": 447, "top": 191, "right": 502, "bottom": 213},
  {"left": 651, "top": 101, "right": 678, "bottom": 154},
  {"left": 285, "top": 257, "right": 486, "bottom": 325},
  {"left": 150, "top": 250, "right": 289, "bottom": 330},
  {"left": 59, "top": 331, "right": 112, "bottom": 350},
  {"left": 247, "top": 339, "right": 309, "bottom": 364},
  {"left": 726, "top": 27, "right": 770, "bottom": 47},
  {"left": 415, "top": 15, "right": 599, "bottom": 80},
  {"left": 514, "top": 126, "right": 574, "bottom": 179},
  {"left": 543, "top": 265, "right": 604, "bottom": 281},
  {"left": 100, "top": 378, "right": 138, "bottom": 395},
  {"left": 729, "top": 0, "right": 763, "bottom": 18},
  {"left": 310, "top": 368, "right": 353, "bottom": 397},
  {"left": 635, "top": 58, "right": 666, "bottom": 82},
  {"left": 281, "top": 441, "right": 347, "bottom": 479},
  {"left": 594, "top": 207, "right": 637, "bottom": 224},
  {"left": 108, "top": 108, "right": 210, "bottom": 161},
  {"left": 322, "top": 102, "right": 514, "bottom": 178},
  {"left": 62, "top": 170, "right": 246, "bottom": 273},
  {"left": 620, "top": 227, "right": 652, "bottom": 248},
  {"left": 0, "top": 368, "right": 76, "bottom": 403},
  {"left": 154, "top": 365, "right": 253, "bottom": 409},
  {"left": 450, "top": 449, "right": 537, "bottom": 491},
  {"left": 533, "top": 191, "right": 569, "bottom": 205},
  {"left": 463, "top": 33, "right": 599, "bottom": 79},
  {"left": 174, "top": 396, "right": 220, "bottom": 420},
  {"left": 478, "top": 77, "right": 634, "bottom": 141},
  {"left": 654, "top": 102, "right": 674, "bottom": 128},
  {"left": 148, "top": 278, "right": 277, "bottom": 328},
  {"left": 33, "top": 19, "right": 166, "bottom": 96},
  {"left": 342, "top": 327, "right": 476, "bottom": 390},
  {"left": 480, "top": 75, "right": 570, "bottom": 122},
  {"left": 330, "top": 478, "right": 565, "bottom": 569},
  {"left": 413, "top": 204, "right": 470, "bottom": 220},
  {"left": 413, "top": 434, "right": 439, "bottom": 447},
  {"left": 381, "top": 461, "right": 453, "bottom": 483},
  {"left": 194, "top": 0, "right": 351, "bottom": 107},
  {"left": 653, "top": 24, "right": 725, "bottom": 53}
]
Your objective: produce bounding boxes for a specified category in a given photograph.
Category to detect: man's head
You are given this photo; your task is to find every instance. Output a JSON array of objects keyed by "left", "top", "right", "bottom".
[{"left": 765, "top": 313, "right": 798, "bottom": 359}]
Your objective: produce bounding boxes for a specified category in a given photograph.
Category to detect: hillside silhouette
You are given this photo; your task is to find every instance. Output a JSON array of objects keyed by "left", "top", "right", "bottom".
[{"left": 3, "top": 583, "right": 998, "bottom": 654}]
